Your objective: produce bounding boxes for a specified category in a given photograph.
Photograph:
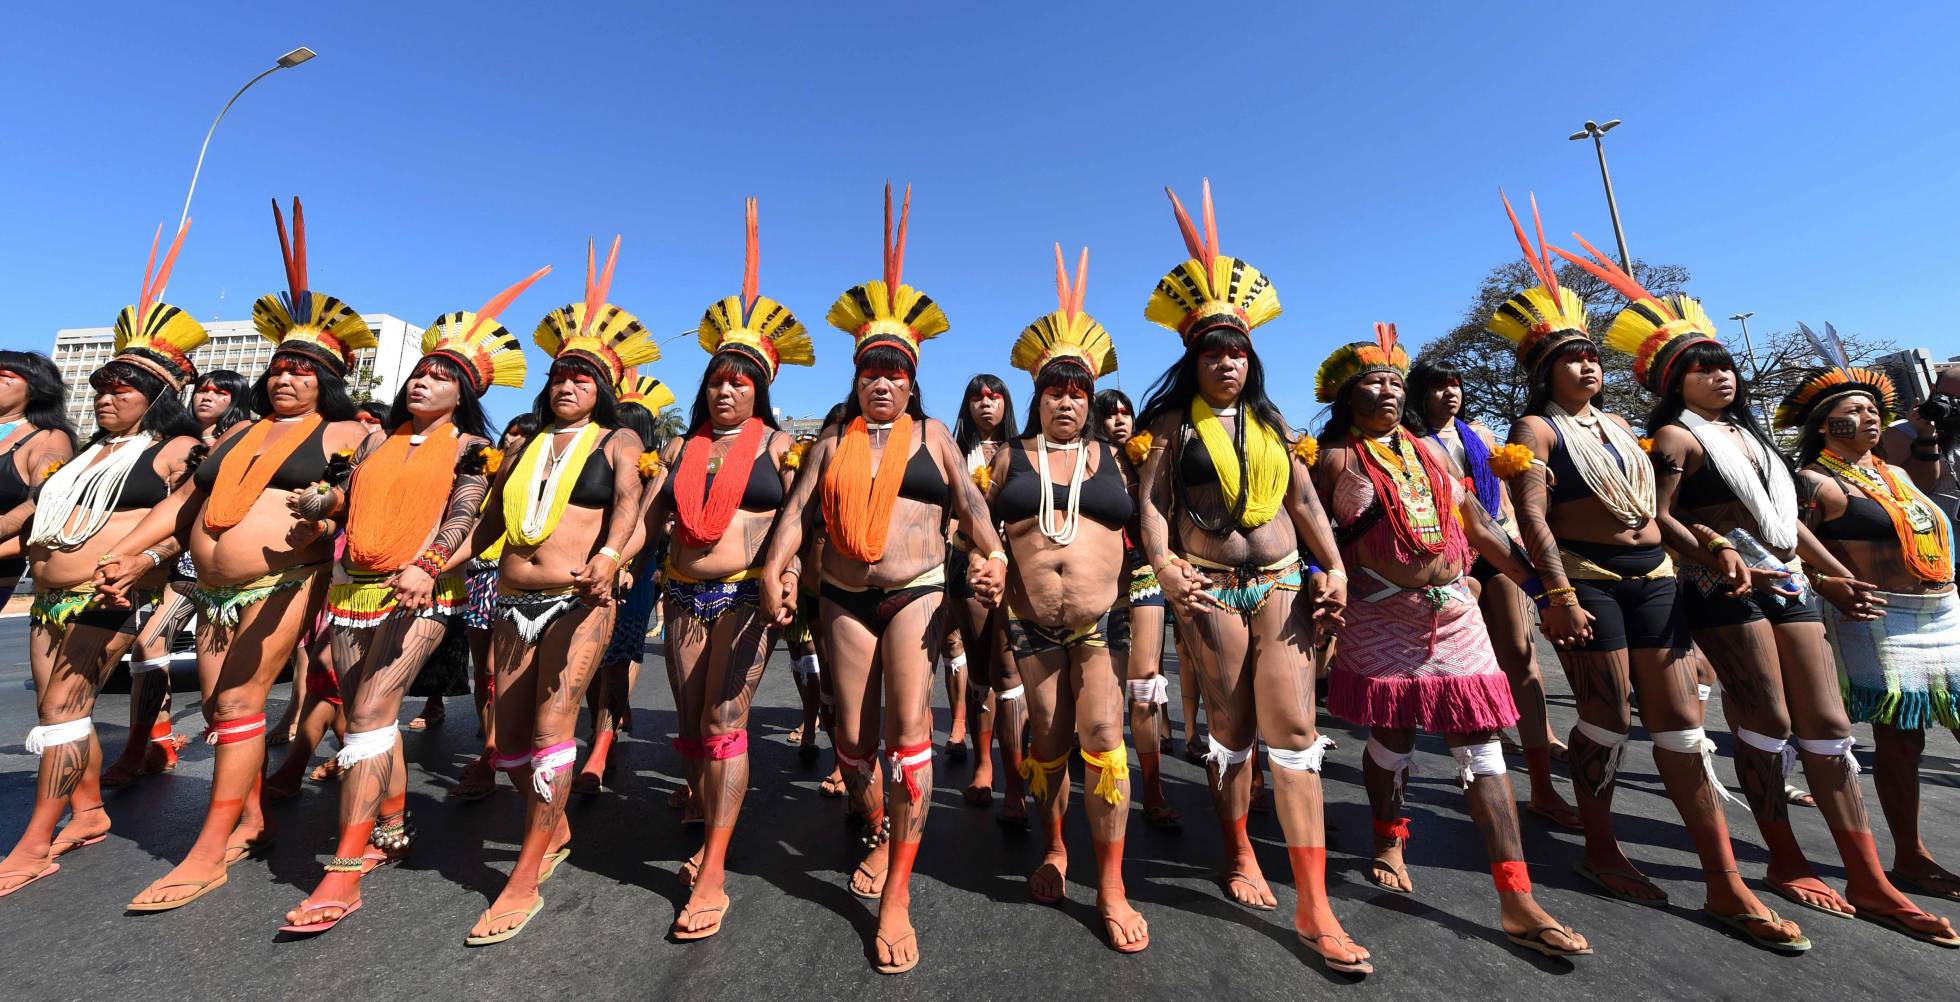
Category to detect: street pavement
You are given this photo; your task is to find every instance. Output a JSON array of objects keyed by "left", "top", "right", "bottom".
[{"left": 0, "top": 613, "right": 1955, "bottom": 1001}]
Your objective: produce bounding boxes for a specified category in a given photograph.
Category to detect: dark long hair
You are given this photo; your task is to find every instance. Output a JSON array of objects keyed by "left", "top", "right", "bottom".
[
  {"left": 1136, "top": 327, "right": 1288, "bottom": 436},
  {"left": 85, "top": 360, "right": 201, "bottom": 445},
  {"left": 1019, "top": 359, "right": 1099, "bottom": 440},
  {"left": 840, "top": 345, "right": 928, "bottom": 422},
  {"left": 688, "top": 352, "right": 780, "bottom": 433},
  {"left": 1794, "top": 390, "right": 1884, "bottom": 467},
  {"left": 1646, "top": 340, "right": 1790, "bottom": 474},
  {"left": 527, "top": 356, "right": 620, "bottom": 432},
  {"left": 250, "top": 354, "right": 359, "bottom": 422},
  {"left": 384, "top": 354, "right": 491, "bottom": 440},
  {"left": 1094, "top": 388, "right": 1134, "bottom": 444},
  {"left": 1522, "top": 340, "right": 1604, "bottom": 418},
  {"left": 191, "top": 368, "right": 253, "bottom": 438},
  {"left": 953, "top": 373, "right": 1015, "bottom": 452},
  {"left": 1404, "top": 358, "right": 1465, "bottom": 435},
  {"left": 1316, "top": 370, "right": 1408, "bottom": 446},
  {"left": 0, "top": 350, "right": 79, "bottom": 450},
  {"left": 616, "top": 402, "right": 657, "bottom": 450}
]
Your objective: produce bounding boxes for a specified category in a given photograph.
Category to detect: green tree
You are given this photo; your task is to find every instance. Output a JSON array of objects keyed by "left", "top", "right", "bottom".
[{"left": 650, "top": 405, "right": 686, "bottom": 449}]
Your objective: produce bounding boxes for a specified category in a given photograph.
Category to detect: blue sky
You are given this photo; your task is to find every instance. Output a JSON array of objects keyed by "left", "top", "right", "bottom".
[{"left": 4, "top": 1, "right": 1955, "bottom": 427}]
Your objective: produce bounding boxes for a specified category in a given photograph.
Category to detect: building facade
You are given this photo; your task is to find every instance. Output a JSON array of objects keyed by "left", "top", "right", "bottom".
[{"left": 51, "top": 314, "right": 423, "bottom": 436}]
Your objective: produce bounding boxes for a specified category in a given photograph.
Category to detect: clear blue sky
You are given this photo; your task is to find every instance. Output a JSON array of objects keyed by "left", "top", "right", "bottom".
[{"left": 4, "top": 1, "right": 1955, "bottom": 427}]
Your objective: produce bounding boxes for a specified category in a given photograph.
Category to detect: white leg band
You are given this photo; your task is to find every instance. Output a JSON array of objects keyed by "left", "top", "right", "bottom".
[
  {"left": 1126, "top": 676, "right": 1169, "bottom": 706},
  {"left": 1735, "top": 727, "right": 1797, "bottom": 778},
  {"left": 997, "top": 684, "right": 1025, "bottom": 701},
  {"left": 25, "top": 717, "right": 93, "bottom": 755},
  {"left": 1268, "top": 735, "right": 1336, "bottom": 774},
  {"left": 1205, "top": 736, "right": 1254, "bottom": 788},
  {"left": 335, "top": 725, "right": 399, "bottom": 769},
  {"left": 531, "top": 744, "right": 579, "bottom": 803},
  {"left": 836, "top": 747, "right": 877, "bottom": 774},
  {"left": 1572, "top": 720, "right": 1628, "bottom": 795},
  {"left": 1696, "top": 683, "right": 1712, "bottom": 703},
  {"left": 965, "top": 673, "right": 990, "bottom": 700},
  {"left": 945, "top": 654, "right": 967, "bottom": 672},
  {"left": 492, "top": 750, "right": 534, "bottom": 770},
  {"left": 1653, "top": 727, "right": 1744, "bottom": 805},
  {"left": 1796, "top": 735, "right": 1860, "bottom": 776},
  {"left": 128, "top": 655, "right": 173, "bottom": 675},
  {"left": 793, "top": 654, "right": 821, "bottom": 678},
  {"left": 1450, "top": 740, "right": 1507, "bottom": 788}
]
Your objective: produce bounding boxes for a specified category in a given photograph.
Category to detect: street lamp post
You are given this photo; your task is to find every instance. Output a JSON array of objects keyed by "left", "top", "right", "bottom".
[
  {"left": 1729, "top": 311, "right": 1759, "bottom": 380},
  {"left": 178, "top": 46, "right": 317, "bottom": 228},
  {"left": 1568, "top": 119, "right": 1632, "bottom": 273}
]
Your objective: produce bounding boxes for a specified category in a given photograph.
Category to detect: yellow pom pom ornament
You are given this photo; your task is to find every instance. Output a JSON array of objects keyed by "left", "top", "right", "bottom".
[
  {"left": 1489, "top": 443, "right": 1536, "bottom": 480},
  {"left": 637, "top": 452, "right": 662, "bottom": 481},
  {"left": 1291, "top": 434, "right": 1319, "bottom": 468},
  {"left": 1125, "top": 431, "right": 1154, "bottom": 466}
]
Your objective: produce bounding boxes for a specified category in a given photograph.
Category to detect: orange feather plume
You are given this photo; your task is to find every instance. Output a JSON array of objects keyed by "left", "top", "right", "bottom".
[
  {"left": 882, "top": 182, "right": 912, "bottom": 313},
  {"left": 136, "top": 218, "right": 192, "bottom": 322},
  {"left": 1053, "top": 244, "right": 1089, "bottom": 320},
  {"left": 582, "top": 235, "right": 622, "bottom": 334},
  {"left": 1551, "top": 232, "right": 1676, "bottom": 320},
  {"left": 1499, "top": 190, "right": 1560, "bottom": 296},
  {"left": 464, "top": 265, "right": 554, "bottom": 341},
  {"left": 1164, "top": 179, "right": 1220, "bottom": 270},
  {"left": 743, "top": 197, "right": 760, "bottom": 315}
]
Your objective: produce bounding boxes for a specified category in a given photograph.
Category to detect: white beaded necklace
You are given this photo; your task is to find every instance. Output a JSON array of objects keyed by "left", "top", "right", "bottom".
[
  {"left": 1036, "top": 434, "right": 1088, "bottom": 545},
  {"left": 28, "top": 433, "right": 151, "bottom": 549}
]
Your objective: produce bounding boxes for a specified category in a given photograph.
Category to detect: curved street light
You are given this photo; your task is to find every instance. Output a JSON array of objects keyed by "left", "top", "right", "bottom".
[
  {"left": 1568, "top": 119, "right": 1632, "bottom": 272},
  {"left": 178, "top": 46, "right": 317, "bottom": 228}
]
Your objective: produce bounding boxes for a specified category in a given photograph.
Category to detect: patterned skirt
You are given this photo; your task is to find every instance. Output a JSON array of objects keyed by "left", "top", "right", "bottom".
[
  {"left": 1826, "top": 588, "right": 1960, "bottom": 730},
  {"left": 1328, "top": 578, "right": 1518, "bottom": 732},
  {"left": 604, "top": 572, "right": 661, "bottom": 665}
]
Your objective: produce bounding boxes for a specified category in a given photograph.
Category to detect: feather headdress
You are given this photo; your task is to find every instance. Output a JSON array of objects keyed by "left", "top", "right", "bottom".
[
  {"left": 826, "top": 183, "right": 947, "bottom": 365},
  {"left": 1485, "top": 191, "right": 1592, "bottom": 376},
  {"left": 1549, "top": 231, "right": 1718, "bottom": 394},
  {"left": 1144, "top": 179, "right": 1281, "bottom": 343},
  {"left": 617, "top": 369, "right": 677, "bottom": 413},
  {"left": 1315, "top": 322, "right": 1411, "bottom": 403},
  {"left": 1773, "top": 322, "right": 1896, "bottom": 429},
  {"left": 251, "top": 198, "right": 376, "bottom": 377},
  {"left": 112, "top": 218, "right": 208, "bottom": 389},
  {"left": 699, "top": 198, "right": 813, "bottom": 383},
  {"left": 420, "top": 266, "right": 549, "bottom": 395},
  {"left": 1010, "top": 245, "right": 1117, "bottom": 381},
  {"left": 533, "top": 236, "right": 659, "bottom": 385}
]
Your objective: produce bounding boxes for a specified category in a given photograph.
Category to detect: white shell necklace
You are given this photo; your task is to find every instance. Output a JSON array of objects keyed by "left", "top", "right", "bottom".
[{"left": 1036, "top": 434, "right": 1088, "bottom": 545}]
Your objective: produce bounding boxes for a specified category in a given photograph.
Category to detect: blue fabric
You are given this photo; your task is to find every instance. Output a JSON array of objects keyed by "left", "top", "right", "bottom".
[{"left": 1451, "top": 418, "right": 1503, "bottom": 516}]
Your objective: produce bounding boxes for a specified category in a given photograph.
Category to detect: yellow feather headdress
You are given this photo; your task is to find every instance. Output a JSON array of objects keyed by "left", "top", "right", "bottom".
[
  {"left": 1315, "top": 323, "right": 1410, "bottom": 403},
  {"left": 1549, "top": 231, "right": 1719, "bottom": 394},
  {"left": 617, "top": 369, "right": 677, "bottom": 412},
  {"left": 1010, "top": 245, "right": 1117, "bottom": 381},
  {"left": 112, "top": 218, "right": 208, "bottom": 390},
  {"left": 1485, "top": 191, "right": 1592, "bottom": 377},
  {"left": 699, "top": 198, "right": 813, "bottom": 383},
  {"left": 826, "top": 183, "right": 948, "bottom": 365},
  {"left": 1773, "top": 322, "right": 1896, "bottom": 429},
  {"left": 533, "top": 236, "right": 659, "bottom": 386},
  {"left": 251, "top": 198, "right": 376, "bottom": 378},
  {"left": 420, "top": 266, "right": 548, "bottom": 396},
  {"left": 1144, "top": 179, "right": 1281, "bottom": 343}
]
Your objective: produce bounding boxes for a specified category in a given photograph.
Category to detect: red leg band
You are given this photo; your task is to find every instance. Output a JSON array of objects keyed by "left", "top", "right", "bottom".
[
  {"left": 702, "top": 730, "right": 748, "bottom": 760},
  {"left": 1491, "top": 861, "right": 1531, "bottom": 894},
  {"left": 887, "top": 741, "right": 933, "bottom": 803},
  {"left": 673, "top": 736, "right": 706, "bottom": 759},
  {"left": 1372, "top": 816, "right": 1411, "bottom": 842},
  {"left": 207, "top": 712, "right": 266, "bottom": 745}
]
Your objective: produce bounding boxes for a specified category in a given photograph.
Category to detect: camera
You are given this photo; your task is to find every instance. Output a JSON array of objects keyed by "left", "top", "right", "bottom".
[{"left": 1922, "top": 393, "right": 1960, "bottom": 433}]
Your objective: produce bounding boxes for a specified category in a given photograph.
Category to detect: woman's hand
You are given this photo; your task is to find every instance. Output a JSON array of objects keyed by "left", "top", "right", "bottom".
[
  {"left": 1160, "top": 559, "right": 1226, "bottom": 619},
  {"left": 571, "top": 551, "right": 618, "bottom": 605},
  {"left": 388, "top": 564, "right": 436, "bottom": 613},
  {"left": 289, "top": 485, "right": 339, "bottom": 523},
  {"left": 1540, "top": 602, "right": 1594, "bottom": 649},
  {"left": 285, "top": 517, "right": 328, "bottom": 549},
  {"left": 1817, "top": 573, "right": 1886, "bottom": 622},
  {"left": 969, "top": 553, "right": 1007, "bottom": 607},
  {"left": 92, "top": 553, "right": 153, "bottom": 607},
  {"left": 764, "top": 569, "right": 797, "bottom": 626},
  {"left": 1308, "top": 570, "right": 1347, "bottom": 637}
]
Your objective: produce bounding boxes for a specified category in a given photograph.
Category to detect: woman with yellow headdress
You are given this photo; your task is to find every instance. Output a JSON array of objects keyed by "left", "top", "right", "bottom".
[
  {"left": 1492, "top": 195, "right": 1806, "bottom": 952},
  {"left": 1786, "top": 336, "right": 1960, "bottom": 919},
  {"left": 759, "top": 184, "right": 1007, "bottom": 974},
  {"left": 0, "top": 221, "right": 204, "bottom": 898},
  {"left": 1131, "top": 181, "right": 1364, "bottom": 974},
  {"left": 1632, "top": 287, "right": 1955, "bottom": 946},
  {"left": 100, "top": 200, "right": 375, "bottom": 912},
  {"left": 452, "top": 236, "right": 652, "bottom": 945},
  {"left": 978, "top": 245, "right": 1148, "bottom": 951},
  {"left": 275, "top": 266, "right": 545, "bottom": 935},
  {"left": 1312, "top": 322, "right": 1590, "bottom": 959},
  {"left": 638, "top": 198, "right": 811, "bottom": 939}
]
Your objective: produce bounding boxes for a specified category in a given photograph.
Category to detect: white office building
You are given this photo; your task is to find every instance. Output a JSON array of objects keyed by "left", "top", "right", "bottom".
[{"left": 50, "top": 314, "right": 423, "bottom": 436}]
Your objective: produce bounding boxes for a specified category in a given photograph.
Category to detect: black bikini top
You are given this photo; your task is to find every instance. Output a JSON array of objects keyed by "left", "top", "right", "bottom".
[
  {"left": 114, "top": 438, "right": 174, "bottom": 511},
  {"left": 1177, "top": 427, "right": 1221, "bottom": 488},
  {"left": 0, "top": 428, "right": 50, "bottom": 510},
  {"left": 993, "top": 440, "right": 1132, "bottom": 531},
  {"left": 1675, "top": 458, "right": 1738, "bottom": 509},
  {"left": 657, "top": 438, "right": 786, "bottom": 512},
  {"left": 193, "top": 419, "right": 330, "bottom": 493},
  {"left": 1817, "top": 492, "right": 1893, "bottom": 542},
  {"left": 567, "top": 430, "right": 621, "bottom": 509},
  {"left": 897, "top": 431, "right": 950, "bottom": 507},
  {"left": 1545, "top": 422, "right": 1625, "bottom": 507}
]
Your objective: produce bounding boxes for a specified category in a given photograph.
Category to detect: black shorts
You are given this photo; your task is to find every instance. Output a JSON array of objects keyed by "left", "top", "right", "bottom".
[
  {"left": 946, "top": 545, "right": 972, "bottom": 601},
  {"left": 1680, "top": 568, "right": 1823, "bottom": 630},
  {"left": 1470, "top": 556, "right": 1501, "bottom": 586},
  {"left": 1566, "top": 543, "right": 1689, "bottom": 653}
]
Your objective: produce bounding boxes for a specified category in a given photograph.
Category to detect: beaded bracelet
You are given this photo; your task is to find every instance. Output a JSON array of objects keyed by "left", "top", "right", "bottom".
[{"left": 1702, "top": 535, "right": 1735, "bottom": 553}]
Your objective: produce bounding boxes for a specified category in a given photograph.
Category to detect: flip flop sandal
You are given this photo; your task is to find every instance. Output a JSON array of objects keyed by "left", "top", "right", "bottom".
[
  {"left": 1890, "top": 871, "right": 1960, "bottom": 903},
  {"left": 1548, "top": 742, "right": 1570, "bottom": 764},
  {"left": 851, "top": 861, "right": 889, "bottom": 900},
  {"left": 671, "top": 898, "right": 730, "bottom": 941},
  {"left": 127, "top": 871, "right": 228, "bottom": 912},
  {"left": 1523, "top": 801, "right": 1584, "bottom": 831},
  {"left": 451, "top": 769, "right": 497, "bottom": 802},
  {"left": 538, "top": 847, "right": 572, "bottom": 883},
  {"left": 820, "top": 777, "right": 850, "bottom": 799},
  {"left": 465, "top": 898, "right": 545, "bottom": 946},
  {"left": 1701, "top": 906, "right": 1811, "bottom": 953},
  {"left": 1506, "top": 923, "right": 1593, "bottom": 958},
  {"left": 1858, "top": 906, "right": 1960, "bottom": 947},
  {"left": 1366, "top": 858, "right": 1413, "bottom": 895},
  {"left": 222, "top": 834, "right": 274, "bottom": 867},
  {"left": 945, "top": 740, "right": 967, "bottom": 762},
  {"left": 1221, "top": 870, "right": 1277, "bottom": 910},
  {"left": 0, "top": 862, "right": 59, "bottom": 898},
  {"left": 1784, "top": 784, "right": 1816, "bottom": 808},
  {"left": 996, "top": 808, "right": 1031, "bottom": 832},
  {"left": 1571, "top": 861, "right": 1668, "bottom": 905},
  {"left": 101, "top": 762, "right": 142, "bottom": 789},
  {"left": 873, "top": 931, "right": 919, "bottom": 975},
  {"left": 279, "top": 898, "right": 362, "bottom": 935},
  {"left": 962, "top": 785, "right": 992, "bottom": 806},
  {"left": 1028, "top": 864, "right": 1067, "bottom": 905},
  {"left": 1104, "top": 913, "right": 1149, "bottom": 954},
  {"left": 1298, "top": 931, "right": 1373, "bottom": 975},
  {"left": 1143, "top": 803, "right": 1183, "bottom": 830},
  {"left": 51, "top": 830, "right": 108, "bottom": 857},
  {"left": 1769, "top": 877, "right": 1855, "bottom": 918},
  {"left": 680, "top": 855, "right": 702, "bottom": 888}
]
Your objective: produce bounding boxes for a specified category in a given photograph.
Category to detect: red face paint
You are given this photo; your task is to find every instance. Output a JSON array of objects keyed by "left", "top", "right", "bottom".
[
  {"left": 968, "top": 388, "right": 1003, "bottom": 402},
  {"left": 859, "top": 366, "right": 907, "bottom": 383},
  {"left": 268, "top": 356, "right": 316, "bottom": 378},
  {"left": 1043, "top": 386, "right": 1089, "bottom": 401}
]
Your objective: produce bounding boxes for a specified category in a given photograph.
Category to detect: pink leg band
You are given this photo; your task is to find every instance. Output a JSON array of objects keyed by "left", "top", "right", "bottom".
[
  {"left": 701, "top": 731, "right": 747, "bottom": 760},
  {"left": 673, "top": 736, "right": 706, "bottom": 759}
]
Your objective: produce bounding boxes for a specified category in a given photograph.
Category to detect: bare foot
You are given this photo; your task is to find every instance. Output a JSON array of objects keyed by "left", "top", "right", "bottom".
[
  {"left": 101, "top": 752, "right": 146, "bottom": 789},
  {"left": 851, "top": 843, "right": 890, "bottom": 898},
  {"left": 51, "top": 805, "right": 110, "bottom": 856},
  {"left": 1222, "top": 855, "right": 1277, "bottom": 909},
  {"left": 1768, "top": 871, "right": 1854, "bottom": 916},
  {"left": 308, "top": 759, "right": 343, "bottom": 784},
  {"left": 872, "top": 901, "right": 918, "bottom": 974},
  {"left": 1098, "top": 888, "right": 1149, "bottom": 953},
  {"left": 820, "top": 768, "right": 848, "bottom": 798},
  {"left": 1029, "top": 850, "right": 1067, "bottom": 904},
  {"left": 787, "top": 724, "right": 805, "bottom": 746},
  {"left": 452, "top": 756, "right": 497, "bottom": 800},
  {"left": 1525, "top": 792, "right": 1583, "bottom": 831},
  {"left": 1369, "top": 836, "right": 1413, "bottom": 894},
  {"left": 129, "top": 855, "right": 227, "bottom": 907},
  {"left": 998, "top": 794, "right": 1028, "bottom": 825}
]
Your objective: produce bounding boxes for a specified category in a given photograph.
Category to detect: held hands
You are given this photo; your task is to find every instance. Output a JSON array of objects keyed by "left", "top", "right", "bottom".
[
  {"left": 92, "top": 554, "right": 149, "bottom": 607},
  {"left": 969, "top": 552, "right": 1007, "bottom": 607},
  {"left": 387, "top": 564, "right": 436, "bottom": 613},
  {"left": 571, "top": 551, "right": 618, "bottom": 606},
  {"left": 1541, "top": 601, "right": 1594, "bottom": 649},
  {"left": 1817, "top": 573, "right": 1887, "bottom": 622},
  {"left": 1308, "top": 570, "right": 1347, "bottom": 637},
  {"left": 765, "top": 570, "right": 797, "bottom": 626},
  {"left": 1159, "top": 558, "right": 1228, "bottom": 619}
]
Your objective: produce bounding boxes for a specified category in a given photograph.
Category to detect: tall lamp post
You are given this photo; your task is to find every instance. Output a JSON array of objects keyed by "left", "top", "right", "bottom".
[
  {"left": 179, "top": 46, "right": 318, "bottom": 228},
  {"left": 1729, "top": 311, "right": 1760, "bottom": 380},
  {"left": 1568, "top": 119, "right": 1633, "bottom": 273}
]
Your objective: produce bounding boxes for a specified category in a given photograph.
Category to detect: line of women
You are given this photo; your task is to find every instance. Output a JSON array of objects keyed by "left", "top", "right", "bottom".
[{"left": 1, "top": 182, "right": 1956, "bottom": 977}]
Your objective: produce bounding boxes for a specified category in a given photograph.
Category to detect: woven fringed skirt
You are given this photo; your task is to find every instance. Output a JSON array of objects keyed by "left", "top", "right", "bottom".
[
  {"left": 1328, "top": 579, "right": 1518, "bottom": 733},
  {"left": 1826, "top": 588, "right": 1960, "bottom": 730}
]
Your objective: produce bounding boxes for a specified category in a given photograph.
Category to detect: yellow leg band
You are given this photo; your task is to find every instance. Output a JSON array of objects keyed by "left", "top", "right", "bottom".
[
  {"left": 1081, "top": 745, "right": 1130, "bottom": 806},
  {"left": 1018, "top": 752, "right": 1069, "bottom": 801}
]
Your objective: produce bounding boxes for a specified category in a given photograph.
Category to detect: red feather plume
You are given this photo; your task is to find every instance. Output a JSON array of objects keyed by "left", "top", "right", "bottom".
[{"left": 742, "top": 197, "right": 760, "bottom": 316}]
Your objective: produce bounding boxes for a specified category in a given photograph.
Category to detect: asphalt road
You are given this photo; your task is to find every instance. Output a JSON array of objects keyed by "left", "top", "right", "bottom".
[{"left": 0, "top": 614, "right": 1955, "bottom": 1001}]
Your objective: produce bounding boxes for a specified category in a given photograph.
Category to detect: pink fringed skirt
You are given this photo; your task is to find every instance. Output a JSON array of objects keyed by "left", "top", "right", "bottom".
[{"left": 1328, "top": 578, "right": 1518, "bottom": 733}]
